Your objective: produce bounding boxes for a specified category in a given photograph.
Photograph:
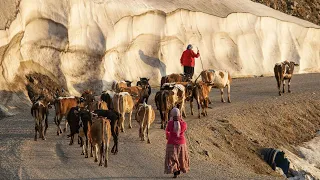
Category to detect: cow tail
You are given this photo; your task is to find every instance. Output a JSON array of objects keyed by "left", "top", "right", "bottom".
[
  {"left": 228, "top": 72, "right": 232, "bottom": 84},
  {"left": 36, "top": 107, "right": 41, "bottom": 127},
  {"left": 147, "top": 105, "right": 152, "bottom": 128},
  {"left": 101, "top": 119, "right": 105, "bottom": 155},
  {"left": 158, "top": 92, "right": 164, "bottom": 123}
]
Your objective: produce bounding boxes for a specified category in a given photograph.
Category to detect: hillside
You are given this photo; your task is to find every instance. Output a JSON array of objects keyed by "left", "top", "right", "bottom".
[{"left": 252, "top": 0, "right": 320, "bottom": 26}]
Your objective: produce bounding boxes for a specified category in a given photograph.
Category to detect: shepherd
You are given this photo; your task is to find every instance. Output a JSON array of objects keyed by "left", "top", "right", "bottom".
[
  {"left": 164, "top": 108, "right": 190, "bottom": 178},
  {"left": 180, "top": 44, "right": 200, "bottom": 79}
]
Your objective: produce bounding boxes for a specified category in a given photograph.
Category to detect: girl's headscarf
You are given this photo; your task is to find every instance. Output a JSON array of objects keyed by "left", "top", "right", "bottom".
[{"left": 170, "top": 108, "right": 181, "bottom": 137}]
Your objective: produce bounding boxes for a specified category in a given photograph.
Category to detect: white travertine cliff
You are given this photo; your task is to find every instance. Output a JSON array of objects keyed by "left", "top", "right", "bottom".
[{"left": 0, "top": 0, "right": 319, "bottom": 95}]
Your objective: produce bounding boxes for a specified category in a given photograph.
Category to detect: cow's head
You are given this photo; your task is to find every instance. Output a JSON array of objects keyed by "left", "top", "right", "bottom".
[
  {"left": 124, "top": 80, "right": 132, "bottom": 87},
  {"left": 81, "top": 91, "right": 95, "bottom": 111},
  {"left": 47, "top": 102, "right": 53, "bottom": 109},
  {"left": 185, "top": 83, "right": 194, "bottom": 101}
]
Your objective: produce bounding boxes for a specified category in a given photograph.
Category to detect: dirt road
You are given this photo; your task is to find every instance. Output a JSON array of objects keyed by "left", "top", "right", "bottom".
[{"left": 1, "top": 73, "right": 319, "bottom": 180}]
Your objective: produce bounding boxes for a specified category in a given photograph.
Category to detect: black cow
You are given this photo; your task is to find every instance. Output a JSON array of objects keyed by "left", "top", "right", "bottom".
[
  {"left": 66, "top": 107, "right": 92, "bottom": 158},
  {"left": 101, "top": 91, "right": 115, "bottom": 110},
  {"left": 136, "top": 77, "right": 152, "bottom": 103}
]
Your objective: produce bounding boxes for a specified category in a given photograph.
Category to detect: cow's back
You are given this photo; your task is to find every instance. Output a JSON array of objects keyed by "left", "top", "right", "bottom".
[
  {"left": 121, "top": 93, "right": 134, "bottom": 113},
  {"left": 31, "top": 101, "right": 46, "bottom": 121},
  {"left": 56, "top": 98, "right": 78, "bottom": 116},
  {"left": 274, "top": 63, "right": 283, "bottom": 80},
  {"left": 90, "top": 118, "right": 111, "bottom": 144}
]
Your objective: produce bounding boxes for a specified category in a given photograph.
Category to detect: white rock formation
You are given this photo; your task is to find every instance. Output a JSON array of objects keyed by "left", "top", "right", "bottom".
[{"left": 0, "top": 0, "right": 319, "bottom": 95}]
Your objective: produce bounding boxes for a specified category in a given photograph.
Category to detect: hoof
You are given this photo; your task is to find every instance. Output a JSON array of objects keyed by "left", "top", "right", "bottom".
[
  {"left": 147, "top": 139, "right": 151, "bottom": 144},
  {"left": 129, "top": 126, "right": 132, "bottom": 129},
  {"left": 288, "top": 91, "right": 291, "bottom": 93},
  {"left": 104, "top": 164, "right": 108, "bottom": 167},
  {"left": 57, "top": 132, "right": 60, "bottom": 136},
  {"left": 228, "top": 100, "right": 231, "bottom": 103},
  {"left": 99, "top": 163, "right": 102, "bottom": 166},
  {"left": 198, "top": 115, "right": 201, "bottom": 119},
  {"left": 63, "top": 128, "right": 66, "bottom": 132},
  {"left": 85, "top": 155, "right": 88, "bottom": 158},
  {"left": 42, "top": 137, "right": 46, "bottom": 140},
  {"left": 69, "top": 142, "right": 73, "bottom": 145},
  {"left": 90, "top": 154, "right": 93, "bottom": 157},
  {"left": 34, "top": 138, "right": 37, "bottom": 141},
  {"left": 94, "top": 159, "right": 98, "bottom": 162},
  {"left": 160, "top": 125, "right": 164, "bottom": 129}
]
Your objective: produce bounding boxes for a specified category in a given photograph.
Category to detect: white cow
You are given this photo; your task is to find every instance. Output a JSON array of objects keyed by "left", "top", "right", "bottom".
[
  {"left": 201, "top": 70, "right": 232, "bottom": 103},
  {"left": 113, "top": 92, "right": 134, "bottom": 132}
]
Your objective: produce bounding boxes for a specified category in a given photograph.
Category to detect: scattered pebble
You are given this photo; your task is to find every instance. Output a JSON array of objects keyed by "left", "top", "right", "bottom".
[{"left": 203, "top": 150, "right": 211, "bottom": 158}]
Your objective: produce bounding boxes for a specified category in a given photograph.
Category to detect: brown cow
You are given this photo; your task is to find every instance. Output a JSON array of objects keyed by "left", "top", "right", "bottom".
[
  {"left": 54, "top": 96, "right": 80, "bottom": 135},
  {"left": 201, "top": 70, "right": 232, "bottom": 103},
  {"left": 191, "top": 81, "right": 212, "bottom": 119},
  {"left": 160, "top": 73, "right": 191, "bottom": 87},
  {"left": 31, "top": 100, "right": 50, "bottom": 141},
  {"left": 157, "top": 83, "right": 186, "bottom": 129},
  {"left": 135, "top": 103, "right": 155, "bottom": 143},
  {"left": 112, "top": 80, "right": 132, "bottom": 92},
  {"left": 113, "top": 92, "right": 134, "bottom": 132},
  {"left": 274, "top": 60, "right": 299, "bottom": 96},
  {"left": 90, "top": 117, "right": 111, "bottom": 167}
]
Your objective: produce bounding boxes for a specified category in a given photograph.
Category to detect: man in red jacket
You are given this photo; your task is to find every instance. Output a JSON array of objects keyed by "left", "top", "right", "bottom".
[{"left": 180, "top": 44, "right": 200, "bottom": 79}]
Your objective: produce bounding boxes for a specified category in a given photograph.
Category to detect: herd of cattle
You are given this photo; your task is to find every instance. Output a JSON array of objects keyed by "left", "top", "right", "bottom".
[{"left": 30, "top": 60, "right": 298, "bottom": 167}]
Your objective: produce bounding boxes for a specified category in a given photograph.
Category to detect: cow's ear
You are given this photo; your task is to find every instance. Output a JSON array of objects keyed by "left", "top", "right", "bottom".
[{"left": 294, "top": 63, "right": 299, "bottom": 67}]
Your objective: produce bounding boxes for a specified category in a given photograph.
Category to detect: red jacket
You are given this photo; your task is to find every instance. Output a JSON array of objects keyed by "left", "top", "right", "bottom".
[
  {"left": 180, "top": 49, "right": 200, "bottom": 67},
  {"left": 165, "top": 119, "right": 187, "bottom": 145}
]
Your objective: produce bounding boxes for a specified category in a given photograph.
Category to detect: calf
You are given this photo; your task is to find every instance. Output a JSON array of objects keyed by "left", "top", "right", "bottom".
[
  {"left": 135, "top": 103, "right": 155, "bottom": 143},
  {"left": 90, "top": 117, "right": 111, "bottom": 167},
  {"left": 31, "top": 100, "right": 50, "bottom": 141},
  {"left": 54, "top": 96, "right": 80, "bottom": 135},
  {"left": 160, "top": 73, "right": 191, "bottom": 87},
  {"left": 201, "top": 70, "right": 232, "bottom": 103},
  {"left": 191, "top": 81, "right": 212, "bottom": 118},
  {"left": 136, "top": 77, "right": 152, "bottom": 103},
  {"left": 93, "top": 109, "right": 120, "bottom": 154},
  {"left": 274, "top": 60, "right": 299, "bottom": 96},
  {"left": 113, "top": 92, "right": 134, "bottom": 132},
  {"left": 112, "top": 80, "right": 132, "bottom": 92}
]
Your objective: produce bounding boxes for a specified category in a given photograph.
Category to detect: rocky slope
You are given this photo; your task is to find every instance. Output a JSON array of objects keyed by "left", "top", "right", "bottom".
[
  {"left": 252, "top": 0, "right": 320, "bottom": 26},
  {"left": 0, "top": 0, "right": 319, "bottom": 98}
]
